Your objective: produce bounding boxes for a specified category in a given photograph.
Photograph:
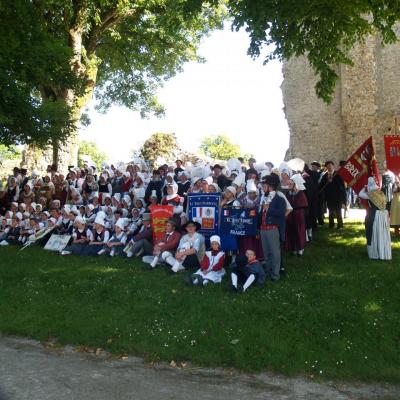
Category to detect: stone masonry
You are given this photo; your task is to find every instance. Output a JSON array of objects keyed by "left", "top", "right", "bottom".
[{"left": 282, "top": 29, "right": 400, "bottom": 168}]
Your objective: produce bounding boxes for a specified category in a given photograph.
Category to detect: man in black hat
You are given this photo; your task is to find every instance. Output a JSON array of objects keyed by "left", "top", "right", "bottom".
[
  {"left": 319, "top": 161, "right": 346, "bottom": 229},
  {"left": 305, "top": 161, "right": 323, "bottom": 228},
  {"left": 259, "top": 174, "right": 287, "bottom": 281}
]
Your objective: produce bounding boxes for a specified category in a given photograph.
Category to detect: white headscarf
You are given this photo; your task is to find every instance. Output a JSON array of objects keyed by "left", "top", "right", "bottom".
[{"left": 367, "top": 177, "right": 379, "bottom": 192}]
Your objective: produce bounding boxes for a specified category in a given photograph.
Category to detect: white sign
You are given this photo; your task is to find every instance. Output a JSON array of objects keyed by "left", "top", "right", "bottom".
[{"left": 44, "top": 234, "right": 71, "bottom": 252}]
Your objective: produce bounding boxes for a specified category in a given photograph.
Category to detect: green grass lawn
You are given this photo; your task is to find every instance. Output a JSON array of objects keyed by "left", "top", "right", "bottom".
[{"left": 0, "top": 220, "right": 399, "bottom": 383}]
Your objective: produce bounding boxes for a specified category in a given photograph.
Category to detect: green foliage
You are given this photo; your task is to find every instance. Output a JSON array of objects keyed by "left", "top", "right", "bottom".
[
  {"left": 0, "top": 221, "right": 399, "bottom": 382},
  {"left": 226, "top": 0, "right": 400, "bottom": 103},
  {"left": 0, "top": 145, "right": 21, "bottom": 162},
  {"left": 140, "top": 132, "right": 180, "bottom": 164},
  {"left": 0, "top": 0, "right": 81, "bottom": 147},
  {"left": 77, "top": 141, "right": 108, "bottom": 170},
  {"left": 199, "top": 134, "right": 241, "bottom": 160},
  {"left": 1, "top": 0, "right": 226, "bottom": 153}
]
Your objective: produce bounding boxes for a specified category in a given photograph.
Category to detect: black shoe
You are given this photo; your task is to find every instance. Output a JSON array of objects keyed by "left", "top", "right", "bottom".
[
  {"left": 230, "top": 284, "right": 238, "bottom": 293},
  {"left": 185, "top": 276, "right": 193, "bottom": 286}
]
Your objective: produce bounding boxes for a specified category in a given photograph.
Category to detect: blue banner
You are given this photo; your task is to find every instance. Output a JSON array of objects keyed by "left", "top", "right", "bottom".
[
  {"left": 187, "top": 193, "right": 221, "bottom": 237},
  {"left": 220, "top": 207, "right": 258, "bottom": 236}
]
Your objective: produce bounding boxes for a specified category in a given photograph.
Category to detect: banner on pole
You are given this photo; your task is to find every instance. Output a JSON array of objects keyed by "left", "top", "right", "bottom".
[
  {"left": 337, "top": 136, "right": 380, "bottom": 194},
  {"left": 384, "top": 135, "right": 400, "bottom": 175},
  {"left": 187, "top": 193, "right": 221, "bottom": 237},
  {"left": 220, "top": 208, "right": 258, "bottom": 236},
  {"left": 149, "top": 205, "right": 174, "bottom": 243}
]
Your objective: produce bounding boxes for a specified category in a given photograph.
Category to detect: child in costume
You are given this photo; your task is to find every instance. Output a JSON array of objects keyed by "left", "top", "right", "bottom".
[
  {"left": 188, "top": 235, "right": 225, "bottom": 286},
  {"left": 230, "top": 249, "right": 265, "bottom": 293}
]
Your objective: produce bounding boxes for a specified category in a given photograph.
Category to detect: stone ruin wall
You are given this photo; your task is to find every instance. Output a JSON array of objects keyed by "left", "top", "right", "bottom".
[{"left": 282, "top": 28, "right": 400, "bottom": 169}]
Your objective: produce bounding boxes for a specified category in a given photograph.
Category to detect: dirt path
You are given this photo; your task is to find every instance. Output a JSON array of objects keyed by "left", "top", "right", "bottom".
[{"left": 0, "top": 336, "right": 398, "bottom": 400}]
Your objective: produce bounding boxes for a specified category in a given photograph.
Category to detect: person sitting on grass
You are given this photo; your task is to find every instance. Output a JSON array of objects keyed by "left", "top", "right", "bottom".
[
  {"left": 163, "top": 220, "right": 205, "bottom": 273},
  {"left": 97, "top": 218, "right": 127, "bottom": 257},
  {"left": 127, "top": 208, "right": 142, "bottom": 236},
  {"left": 55, "top": 205, "right": 74, "bottom": 235},
  {"left": 143, "top": 216, "right": 181, "bottom": 269},
  {"left": 0, "top": 217, "right": 9, "bottom": 243},
  {"left": 187, "top": 235, "right": 225, "bottom": 286},
  {"left": 61, "top": 216, "right": 93, "bottom": 256},
  {"left": 83, "top": 213, "right": 110, "bottom": 256},
  {"left": 0, "top": 217, "right": 20, "bottom": 246},
  {"left": 18, "top": 217, "right": 39, "bottom": 244},
  {"left": 230, "top": 250, "right": 266, "bottom": 293},
  {"left": 124, "top": 213, "right": 153, "bottom": 258}
]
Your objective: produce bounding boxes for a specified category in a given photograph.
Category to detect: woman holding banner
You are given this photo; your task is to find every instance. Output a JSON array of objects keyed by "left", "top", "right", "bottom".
[{"left": 359, "top": 177, "right": 392, "bottom": 260}]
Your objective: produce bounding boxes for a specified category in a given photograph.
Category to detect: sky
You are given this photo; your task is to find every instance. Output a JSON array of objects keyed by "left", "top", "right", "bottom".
[{"left": 80, "top": 26, "right": 290, "bottom": 165}]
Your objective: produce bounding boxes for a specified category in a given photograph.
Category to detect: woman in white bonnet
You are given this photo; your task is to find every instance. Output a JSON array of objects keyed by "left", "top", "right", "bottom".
[{"left": 359, "top": 177, "right": 392, "bottom": 260}]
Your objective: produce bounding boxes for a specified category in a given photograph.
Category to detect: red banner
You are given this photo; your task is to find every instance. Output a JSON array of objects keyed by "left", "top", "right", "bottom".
[
  {"left": 384, "top": 135, "right": 400, "bottom": 175},
  {"left": 337, "top": 136, "right": 380, "bottom": 194},
  {"left": 149, "top": 205, "right": 174, "bottom": 243}
]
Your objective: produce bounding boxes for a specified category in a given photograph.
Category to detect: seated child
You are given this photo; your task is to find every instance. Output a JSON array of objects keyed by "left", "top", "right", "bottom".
[
  {"left": 83, "top": 213, "right": 110, "bottom": 256},
  {"left": 188, "top": 235, "right": 225, "bottom": 286},
  {"left": 0, "top": 218, "right": 20, "bottom": 245},
  {"left": 61, "top": 216, "right": 94, "bottom": 256},
  {"left": 19, "top": 217, "right": 40, "bottom": 244},
  {"left": 230, "top": 249, "right": 266, "bottom": 293},
  {"left": 97, "top": 218, "right": 127, "bottom": 257}
]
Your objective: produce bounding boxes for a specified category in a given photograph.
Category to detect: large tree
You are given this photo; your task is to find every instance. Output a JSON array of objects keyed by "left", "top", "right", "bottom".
[
  {"left": 199, "top": 134, "right": 241, "bottom": 160},
  {"left": 12, "top": 0, "right": 224, "bottom": 169},
  {"left": 140, "top": 132, "right": 180, "bottom": 165},
  {"left": 77, "top": 140, "right": 107, "bottom": 170},
  {"left": 0, "top": 0, "right": 81, "bottom": 148}
]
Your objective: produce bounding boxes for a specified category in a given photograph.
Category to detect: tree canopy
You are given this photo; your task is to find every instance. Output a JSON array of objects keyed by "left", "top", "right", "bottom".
[
  {"left": 140, "top": 132, "right": 180, "bottom": 165},
  {"left": 199, "top": 134, "right": 241, "bottom": 160},
  {"left": 77, "top": 141, "right": 107, "bottom": 170},
  {"left": 0, "top": 0, "right": 80, "bottom": 147},
  {"left": 226, "top": 0, "right": 400, "bottom": 102},
  {"left": 1, "top": 0, "right": 225, "bottom": 166}
]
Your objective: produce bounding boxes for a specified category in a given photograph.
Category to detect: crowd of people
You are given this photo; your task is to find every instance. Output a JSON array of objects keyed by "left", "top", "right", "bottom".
[{"left": 0, "top": 156, "right": 397, "bottom": 292}]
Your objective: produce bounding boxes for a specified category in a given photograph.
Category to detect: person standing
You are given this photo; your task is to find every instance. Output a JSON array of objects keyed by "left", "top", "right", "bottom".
[
  {"left": 359, "top": 177, "right": 391, "bottom": 260},
  {"left": 390, "top": 174, "right": 400, "bottom": 237},
  {"left": 259, "top": 174, "right": 286, "bottom": 281},
  {"left": 284, "top": 174, "right": 308, "bottom": 256},
  {"left": 381, "top": 161, "right": 396, "bottom": 211},
  {"left": 319, "top": 161, "right": 346, "bottom": 229}
]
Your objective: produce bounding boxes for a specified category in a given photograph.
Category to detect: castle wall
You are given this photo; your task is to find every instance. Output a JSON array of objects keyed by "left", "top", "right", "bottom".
[{"left": 283, "top": 33, "right": 400, "bottom": 168}]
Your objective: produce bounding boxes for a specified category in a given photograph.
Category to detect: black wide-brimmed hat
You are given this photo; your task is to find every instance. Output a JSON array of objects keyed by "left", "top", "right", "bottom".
[
  {"left": 311, "top": 161, "right": 321, "bottom": 168},
  {"left": 182, "top": 220, "right": 201, "bottom": 231},
  {"left": 167, "top": 216, "right": 181, "bottom": 228},
  {"left": 262, "top": 173, "right": 280, "bottom": 188}
]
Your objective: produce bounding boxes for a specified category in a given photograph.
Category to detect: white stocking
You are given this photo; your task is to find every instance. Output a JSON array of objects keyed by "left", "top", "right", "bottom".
[
  {"left": 231, "top": 273, "right": 238, "bottom": 288},
  {"left": 242, "top": 274, "right": 256, "bottom": 292}
]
